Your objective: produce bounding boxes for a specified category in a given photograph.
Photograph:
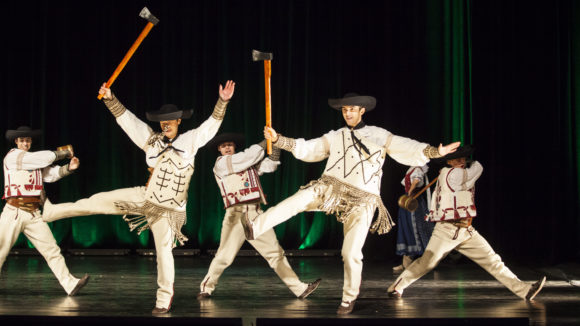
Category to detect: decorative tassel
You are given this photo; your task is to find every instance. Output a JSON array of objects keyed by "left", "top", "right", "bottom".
[
  {"left": 301, "top": 175, "right": 395, "bottom": 235},
  {"left": 123, "top": 214, "right": 149, "bottom": 233},
  {"left": 115, "top": 200, "right": 188, "bottom": 248}
]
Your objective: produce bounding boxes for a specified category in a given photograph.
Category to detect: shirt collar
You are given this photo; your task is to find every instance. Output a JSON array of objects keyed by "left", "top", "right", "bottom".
[{"left": 347, "top": 120, "right": 366, "bottom": 130}]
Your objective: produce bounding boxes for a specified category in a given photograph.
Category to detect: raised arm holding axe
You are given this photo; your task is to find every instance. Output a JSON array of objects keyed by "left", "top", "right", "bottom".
[{"left": 97, "top": 7, "right": 159, "bottom": 100}]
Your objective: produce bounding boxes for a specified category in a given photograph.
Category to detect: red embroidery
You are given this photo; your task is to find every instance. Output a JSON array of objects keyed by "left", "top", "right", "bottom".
[
  {"left": 404, "top": 167, "right": 418, "bottom": 194},
  {"left": 446, "top": 168, "right": 456, "bottom": 192}
]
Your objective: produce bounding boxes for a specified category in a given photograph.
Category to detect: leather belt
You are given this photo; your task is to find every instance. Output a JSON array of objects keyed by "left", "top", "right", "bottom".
[
  {"left": 441, "top": 217, "right": 473, "bottom": 228},
  {"left": 6, "top": 197, "right": 42, "bottom": 212},
  {"left": 441, "top": 217, "right": 474, "bottom": 240}
]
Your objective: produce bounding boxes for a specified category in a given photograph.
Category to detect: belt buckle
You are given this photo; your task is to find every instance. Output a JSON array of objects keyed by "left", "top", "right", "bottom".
[{"left": 21, "top": 202, "right": 39, "bottom": 212}]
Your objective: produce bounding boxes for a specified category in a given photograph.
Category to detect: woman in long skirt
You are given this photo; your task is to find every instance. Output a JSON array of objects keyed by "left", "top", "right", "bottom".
[{"left": 393, "top": 165, "right": 434, "bottom": 273}]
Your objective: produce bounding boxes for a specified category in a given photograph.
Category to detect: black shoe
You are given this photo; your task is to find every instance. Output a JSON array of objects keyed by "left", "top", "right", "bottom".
[
  {"left": 388, "top": 290, "right": 402, "bottom": 298},
  {"left": 152, "top": 307, "right": 170, "bottom": 314},
  {"left": 197, "top": 292, "right": 211, "bottom": 300},
  {"left": 240, "top": 213, "right": 254, "bottom": 240},
  {"left": 525, "top": 276, "right": 546, "bottom": 301},
  {"left": 336, "top": 300, "right": 355, "bottom": 314},
  {"left": 299, "top": 278, "right": 322, "bottom": 299},
  {"left": 69, "top": 274, "right": 90, "bottom": 296}
]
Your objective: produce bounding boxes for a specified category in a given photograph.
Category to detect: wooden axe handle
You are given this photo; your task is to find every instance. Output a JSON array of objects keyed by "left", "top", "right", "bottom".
[
  {"left": 264, "top": 60, "right": 272, "bottom": 155},
  {"left": 98, "top": 21, "right": 155, "bottom": 100},
  {"left": 412, "top": 177, "right": 438, "bottom": 199}
]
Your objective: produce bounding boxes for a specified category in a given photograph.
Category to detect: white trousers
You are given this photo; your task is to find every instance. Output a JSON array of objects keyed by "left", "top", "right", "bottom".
[
  {"left": 0, "top": 204, "right": 81, "bottom": 294},
  {"left": 200, "top": 203, "right": 307, "bottom": 297},
  {"left": 42, "top": 187, "right": 175, "bottom": 309},
  {"left": 251, "top": 185, "right": 374, "bottom": 302},
  {"left": 388, "top": 222, "right": 532, "bottom": 298}
]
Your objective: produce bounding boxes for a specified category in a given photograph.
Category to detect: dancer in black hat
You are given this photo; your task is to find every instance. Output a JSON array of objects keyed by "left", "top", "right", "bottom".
[
  {"left": 197, "top": 133, "right": 321, "bottom": 300},
  {"left": 1, "top": 126, "right": 89, "bottom": 295},
  {"left": 387, "top": 145, "right": 546, "bottom": 300},
  {"left": 242, "top": 92, "right": 460, "bottom": 314},
  {"left": 42, "top": 80, "right": 235, "bottom": 313}
]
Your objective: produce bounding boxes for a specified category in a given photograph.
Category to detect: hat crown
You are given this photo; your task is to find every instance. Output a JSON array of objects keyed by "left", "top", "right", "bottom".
[
  {"left": 207, "top": 132, "right": 245, "bottom": 152},
  {"left": 439, "top": 145, "right": 475, "bottom": 161},
  {"left": 217, "top": 132, "right": 244, "bottom": 143},
  {"left": 146, "top": 104, "right": 193, "bottom": 122},
  {"left": 328, "top": 93, "right": 377, "bottom": 111},
  {"left": 158, "top": 104, "right": 179, "bottom": 113},
  {"left": 6, "top": 126, "right": 42, "bottom": 140}
]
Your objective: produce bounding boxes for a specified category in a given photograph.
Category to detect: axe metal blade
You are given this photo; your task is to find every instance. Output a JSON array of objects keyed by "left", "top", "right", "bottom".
[
  {"left": 252, "top": 49, "right": 273, "bottom": 61},
  {"left": 139, "top": 7, "right": 160, "bottom": 25}
]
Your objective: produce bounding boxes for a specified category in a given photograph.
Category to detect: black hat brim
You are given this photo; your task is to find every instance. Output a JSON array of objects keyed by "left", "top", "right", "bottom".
[
  {"left": 5, "top": 128, "right": 42, "bottom": 141},
  {"left": 328, "top": 96, "right": 376, "bottom": 111},
  {"left": 207, "top": 133, "right": 245, "bottom": 151},
  {"left": 433, "top": 145, "right": 475, "bottom": 162},
  {"left": 146, "top": 109, "right": 193, "bottom": 122}
]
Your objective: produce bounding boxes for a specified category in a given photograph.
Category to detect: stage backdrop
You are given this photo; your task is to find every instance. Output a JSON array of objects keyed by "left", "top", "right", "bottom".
[{"left": 1, "top": 0, "right": 578, "bottom": 264}]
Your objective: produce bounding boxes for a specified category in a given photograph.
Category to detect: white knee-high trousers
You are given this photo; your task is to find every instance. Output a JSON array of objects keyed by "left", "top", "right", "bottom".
[{"left": 42, "top": 186, "right": 175, "bottom": 308}]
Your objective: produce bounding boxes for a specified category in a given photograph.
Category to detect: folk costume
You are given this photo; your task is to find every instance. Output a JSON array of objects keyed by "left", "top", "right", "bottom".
[
  {"left": 1, "top": 126, "right": 89, "bottom": 295},
  {"left": 198, "top": 133, "right": 320, "bottom": 299},
  {"left": 393, "top": 165, "right": 434, "bottom": 272},
  {"left": 388, "top": 146, "right": 546, "bottom": 300},
  {"left": 42, "top": 95, "right": 229, "bottom": 311},
  {"left": 242, "top": 93, "right": 444, "bottom": 313}
]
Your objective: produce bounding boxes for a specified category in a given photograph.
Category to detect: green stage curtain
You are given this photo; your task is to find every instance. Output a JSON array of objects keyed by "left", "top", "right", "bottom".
[
  {"left": 1, "top": 0, "right": 578, "bottom": 263},
  {"left": 0, "top": 0, "right": 474, "bottom": 252}
]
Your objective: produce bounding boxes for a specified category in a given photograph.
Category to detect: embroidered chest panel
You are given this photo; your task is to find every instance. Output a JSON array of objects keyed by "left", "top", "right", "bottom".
[
  {"left": 323, "top": 130, "right": 385, "bottom": 194},
  {"left": 3, "top": 168, "right": 43, "bottom": 198},
  {"left": 215, "top": 167, "right": 263, "bottom": 208},
  {"left": 145, "top": 151, "right": 194, "bottom": 210},
  {"left": 429, "top": 168, "right": 477, "bottom": 221}
]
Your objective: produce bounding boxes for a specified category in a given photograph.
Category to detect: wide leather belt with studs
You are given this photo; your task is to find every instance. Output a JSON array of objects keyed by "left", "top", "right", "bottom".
[
  {"left": 442, "top": 217, "right": 473, "bottom": 228},
  {"left": 6, "top": 197, "right": 42, "bottom": 212}
]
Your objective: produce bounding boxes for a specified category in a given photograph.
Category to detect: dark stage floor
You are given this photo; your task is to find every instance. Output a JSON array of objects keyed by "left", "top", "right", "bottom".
[{"left": 0, "top": 252, "right": 579, "bottom": 325}]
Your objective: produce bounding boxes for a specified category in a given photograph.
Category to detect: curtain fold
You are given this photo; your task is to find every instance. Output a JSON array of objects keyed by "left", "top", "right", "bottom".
[
  {"left": 426, "top": 0, "right": 472, "bottom": 145},
  {"left": 566, "top": 0, "right": 580, "bottom": 257}
]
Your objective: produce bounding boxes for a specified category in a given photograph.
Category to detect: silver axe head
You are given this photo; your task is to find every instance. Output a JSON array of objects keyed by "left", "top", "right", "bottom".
[
  {"left": 252, "top": 49, "right": 273, "bottom": 61},
  {"left": 139, "top": 7, "right": 160, "bottom": 25}
]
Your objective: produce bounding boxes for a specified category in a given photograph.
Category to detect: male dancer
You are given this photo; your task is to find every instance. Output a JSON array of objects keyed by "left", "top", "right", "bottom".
[
  {"left": 198, "top": 133, "right": 321, "bottom": 299},
  {"left": 1, "top": 126, "right": 89, "bottom": 295},
  {"left": 244, "top": 93, "right": 460, "bottom": 314},
  {"left": 387, "top": 145, "right": 546, "bottom": 300},
  {"left": 42, "top": 81, "right": 235, "bottom": 313}
]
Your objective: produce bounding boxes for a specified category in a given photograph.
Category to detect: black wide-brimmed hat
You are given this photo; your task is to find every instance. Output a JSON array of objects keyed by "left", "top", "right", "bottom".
[
  {"left": 207, "top": 133, "right": 245, "bottom": 151},
  {"left": 436, "top": 144, "right": 475, "bottom": 161},
  {"left": 145, "top": 104, "right": 193, "bottom": 122},
  {"left": 328, "top": 93, "right": 377, "bottom": 111},
  {"left": 5, "top": 126, "right": 42, "bottom": 141}
]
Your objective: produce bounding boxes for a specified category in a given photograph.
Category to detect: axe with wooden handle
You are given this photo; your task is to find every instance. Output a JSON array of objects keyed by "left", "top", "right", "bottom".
[
  {"left": 252, "top": 49, "right": 273, "bottom": 155},
  {"left": 98, "top": 7, "right": 159, "bottom": 100},
  {"left": 398, "top": 177, "right": 438, "bottom": 212}
]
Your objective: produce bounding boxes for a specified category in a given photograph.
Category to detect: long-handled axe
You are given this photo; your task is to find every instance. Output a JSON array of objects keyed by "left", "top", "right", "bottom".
[
  {"left": 252, "top": 50, "right": 273, "bottom": 154},
  {"left": 97, "top": 7, "right": 159, "bottom": 100}
]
